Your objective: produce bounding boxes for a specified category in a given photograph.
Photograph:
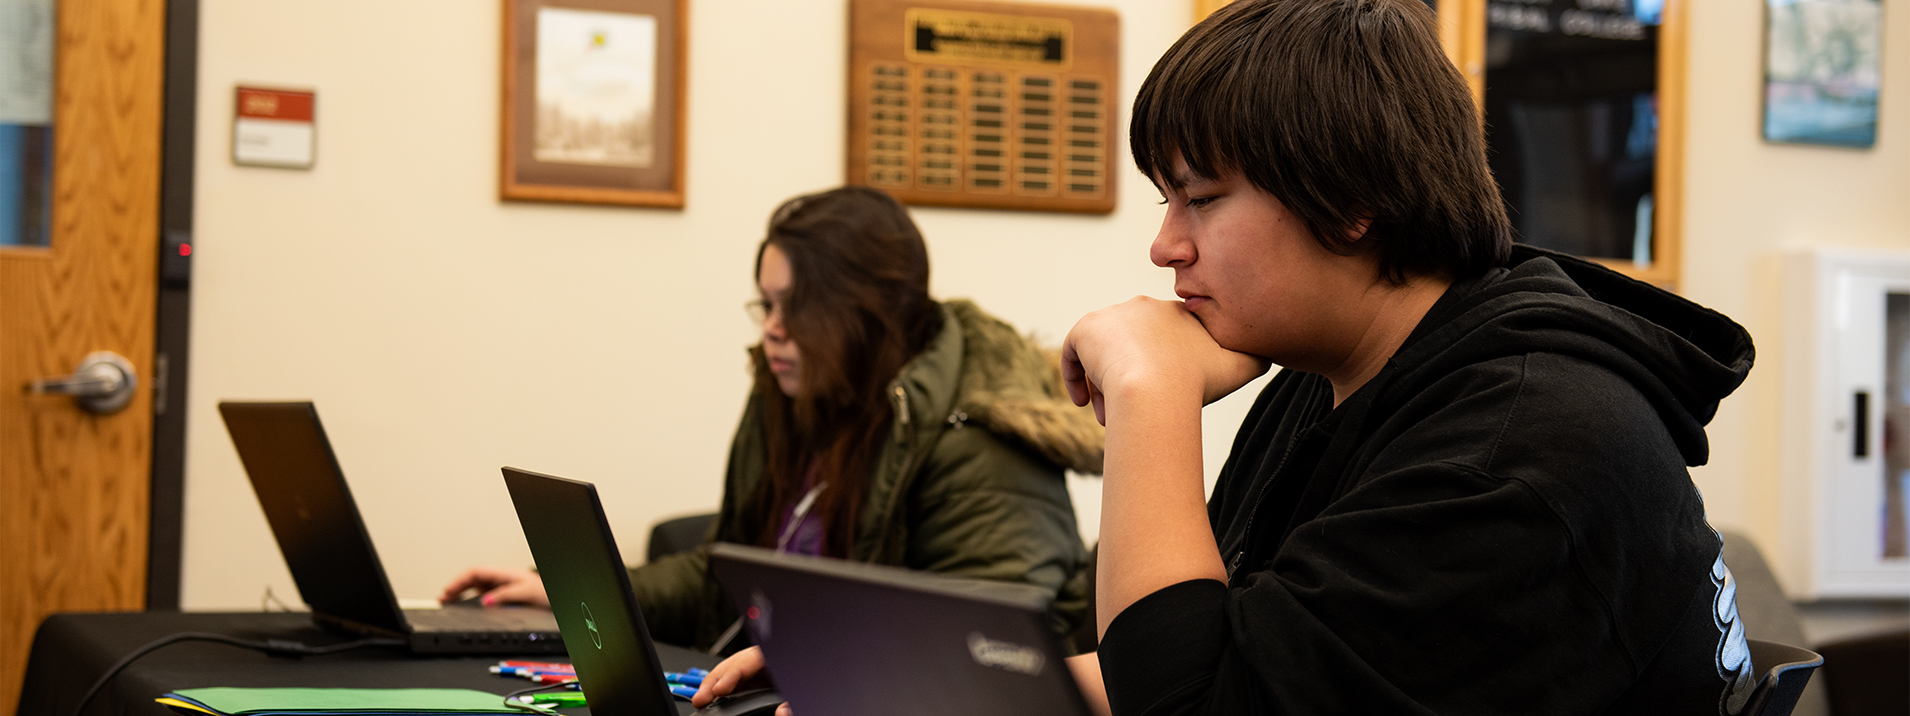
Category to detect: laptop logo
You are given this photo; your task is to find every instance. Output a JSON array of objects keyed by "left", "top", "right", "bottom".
[
  {"left": 581, "top": 602, "right": 602, "bottom": 649},
  {"left": 967, "top": 632, "right": 1045, "bottom": 676},
  {"left": 746, "top": 588, "right": 772, "bottom": 641}
]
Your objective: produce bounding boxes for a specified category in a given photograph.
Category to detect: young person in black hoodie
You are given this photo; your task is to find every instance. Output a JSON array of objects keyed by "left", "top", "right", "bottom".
[
  {"left": 688, "top": 0, "right": 1756, "bottom": 712},
  {"left": 1057, "top": 0, "right": 1762, "bottom": 714}
]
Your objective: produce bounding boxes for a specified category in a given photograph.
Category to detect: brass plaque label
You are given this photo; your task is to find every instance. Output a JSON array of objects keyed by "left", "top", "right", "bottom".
[{"left": 902, "top": 9, "right": 1073, "bottom": 69}]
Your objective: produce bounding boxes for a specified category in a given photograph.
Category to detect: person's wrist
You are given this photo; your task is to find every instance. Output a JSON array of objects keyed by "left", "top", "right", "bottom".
[{"left": 1100, "top": 365, "right": 1202, "bottom": 417}]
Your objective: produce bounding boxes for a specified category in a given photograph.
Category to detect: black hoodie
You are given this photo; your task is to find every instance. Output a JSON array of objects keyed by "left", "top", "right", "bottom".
[{"left": 1097, "top": 246, "right": 1759, "bottom": 715}]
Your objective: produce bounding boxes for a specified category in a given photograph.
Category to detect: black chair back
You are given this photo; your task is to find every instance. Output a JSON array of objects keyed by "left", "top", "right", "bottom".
[
  {"left": 1743, "top": 639, "right": 1824, "bottom": 716},
  {"left": 646, "top": 512, "right": 717, "bottom": 563},
  {"left": 1815, "top": 629, "right": 1909, "bottom": 716}
]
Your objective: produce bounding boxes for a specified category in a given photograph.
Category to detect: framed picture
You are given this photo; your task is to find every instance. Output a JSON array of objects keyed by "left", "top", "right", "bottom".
[
  {"left": 501, "top": 0, "right": 687, "bottom": 208},
  {"left": 1763, "top": 0, "right": 1881, "bottom": 148}
]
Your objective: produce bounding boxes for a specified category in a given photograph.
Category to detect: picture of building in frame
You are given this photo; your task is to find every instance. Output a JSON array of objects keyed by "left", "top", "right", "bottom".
[{"left": 533, "top": 7, "right": 658, "bottom": 168}]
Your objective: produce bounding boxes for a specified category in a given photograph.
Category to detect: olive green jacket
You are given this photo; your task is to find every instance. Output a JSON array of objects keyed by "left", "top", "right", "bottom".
[{"left": 628, "top": 300, "right": 1101, "bottom": 654}]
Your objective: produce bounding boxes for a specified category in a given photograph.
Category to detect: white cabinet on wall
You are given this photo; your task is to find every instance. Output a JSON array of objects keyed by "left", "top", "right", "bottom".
[{"left": 1780, "top": 248, "right": 1910, "bottom": 599}]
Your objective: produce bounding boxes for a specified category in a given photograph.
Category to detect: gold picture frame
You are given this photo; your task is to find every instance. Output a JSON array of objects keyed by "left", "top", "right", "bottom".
[{"left": 500, "top": 0, "right": 687, "bottom": 208}]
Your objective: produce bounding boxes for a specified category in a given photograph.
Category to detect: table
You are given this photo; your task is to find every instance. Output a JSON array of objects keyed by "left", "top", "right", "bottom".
[{"left": 18, "top": 611, "right": 721, "bottom": 716}]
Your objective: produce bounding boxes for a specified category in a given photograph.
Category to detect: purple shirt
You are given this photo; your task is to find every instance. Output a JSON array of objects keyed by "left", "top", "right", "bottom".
[
  {"left": 776, "top": 500, "right": 824, "bottom": 556},
  {"left": 774, "top": 470, "right": 827, "bottom": 556}
]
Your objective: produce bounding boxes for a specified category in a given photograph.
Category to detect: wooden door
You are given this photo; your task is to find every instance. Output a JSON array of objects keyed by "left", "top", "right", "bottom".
[{"left": 0, "top": 0, "right": 164, "bottom": 713}]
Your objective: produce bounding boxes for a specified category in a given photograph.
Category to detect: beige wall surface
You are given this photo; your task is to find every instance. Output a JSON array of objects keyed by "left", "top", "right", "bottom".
[
  {"left": 181, "top": 0, "right": 1243, "bottom": 610},
  {"left": 1680, "top": 0, "right": 1909, "bottom": 582},
  {"left": 183, "top": 0, "right": 1910, "bottom": 618}
]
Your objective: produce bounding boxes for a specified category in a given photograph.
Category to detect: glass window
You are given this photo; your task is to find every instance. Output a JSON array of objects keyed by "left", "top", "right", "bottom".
[
  {"left": 1884, "top": 292, "right": 1909, "bottom": 559},
  {"left": 1484, "top": 0, "right": 1659, "bottom": 264},
  {"left": 0, "top": 0, "right": 55, "bottom": 248}
]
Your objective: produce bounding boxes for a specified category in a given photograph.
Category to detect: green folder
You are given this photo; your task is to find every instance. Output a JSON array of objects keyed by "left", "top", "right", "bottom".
[{"left": 156, "top": 687, "right": 524, "bottom": 715}]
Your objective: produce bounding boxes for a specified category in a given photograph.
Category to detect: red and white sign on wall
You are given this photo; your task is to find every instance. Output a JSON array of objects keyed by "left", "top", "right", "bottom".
[{"left": 233, "top": 86, "right": 316, "bottom": 169}]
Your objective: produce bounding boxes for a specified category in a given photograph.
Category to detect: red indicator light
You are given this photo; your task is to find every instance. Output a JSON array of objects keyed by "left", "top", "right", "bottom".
[
  {"left": 746, "top": 607, "right": 759, "bottom": 620},
  {"left": 178, "top": 243, "right": 192, "bottom": 257}
]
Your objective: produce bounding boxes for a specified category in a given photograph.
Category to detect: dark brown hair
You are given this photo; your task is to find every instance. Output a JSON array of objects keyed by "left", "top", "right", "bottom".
[
  {"left": 745, "top": 186, "right": 942, "bottom": 557},
  {"left": 1131, "top": 0, "right": 1512, "bottom": 282}
]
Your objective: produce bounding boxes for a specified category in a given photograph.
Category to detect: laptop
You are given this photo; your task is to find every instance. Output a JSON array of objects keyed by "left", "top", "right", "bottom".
[
  {"left": 217, "top": 401, "right": 563, "bottom": 654},
  {"left": 502, "top": 466, "right": 785, "bottom": 716},
  {"left": 709, "top": 543, "right": 1094, "bottom": 716}
]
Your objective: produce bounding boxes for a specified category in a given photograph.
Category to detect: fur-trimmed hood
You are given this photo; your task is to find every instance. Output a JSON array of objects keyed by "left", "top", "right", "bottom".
[
  {"left": 939, "top": 300, "right": 1106, "bottom": 475},
  {"left": 631, "top": 298, "right": 1096, "bottom": 653}
]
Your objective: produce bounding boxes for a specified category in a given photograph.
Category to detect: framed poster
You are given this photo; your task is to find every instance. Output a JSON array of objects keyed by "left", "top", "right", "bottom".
[
  {"left": 501, "top": 0, "right": 687, "bottom": 208},
  {"left": 848, "top": 0, "right": 1120, "bottom": 214},
  {"left": 1763, "top": 0, "right": 1881, "bottom": 148}
]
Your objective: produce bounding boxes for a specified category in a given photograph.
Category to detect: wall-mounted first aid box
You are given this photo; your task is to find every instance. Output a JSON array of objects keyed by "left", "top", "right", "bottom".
[{"left": 1781, "top": 248, "right": 1910, "bottom": 599}]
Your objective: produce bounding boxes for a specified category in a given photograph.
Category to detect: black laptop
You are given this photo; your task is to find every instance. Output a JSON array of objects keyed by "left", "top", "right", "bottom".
[
  {"left": 502, "top": 466, "right": 784, "bottom": 716},
  {"left": 709, "top": 543, "right": 1094, "bottom": 716},
  {"left": 217, "top": 401, "right": 563, "bottom": 654}
]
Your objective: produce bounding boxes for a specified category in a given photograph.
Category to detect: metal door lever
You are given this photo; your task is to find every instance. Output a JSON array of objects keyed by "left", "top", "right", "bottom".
[{"left": 25, "top": 351, "right": 138, "bottom": 414}]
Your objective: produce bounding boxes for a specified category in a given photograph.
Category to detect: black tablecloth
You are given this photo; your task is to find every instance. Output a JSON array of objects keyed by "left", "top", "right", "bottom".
[{"left": 18, "top": 611, "right": 720, "bottom": 716}]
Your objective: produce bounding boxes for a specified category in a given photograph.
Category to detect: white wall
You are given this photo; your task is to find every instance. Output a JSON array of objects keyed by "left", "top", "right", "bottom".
[
  {"left": 181, "top": 0, "right": 1256, "bottom": 609},
  {"left": 183, "top": 0, "right": 1910, "bottom": 630},
  {"left": 1680, "top": 0, "right": 1910, "bottom": 574}
]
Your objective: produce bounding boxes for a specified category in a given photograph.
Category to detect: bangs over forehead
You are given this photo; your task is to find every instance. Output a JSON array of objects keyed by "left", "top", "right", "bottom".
[
  {"left": 1132, "top": 0, "right": 1409, "bottom": 190},
  {"left": 1128, "top": 10, "right": 1268, "bottom": 191},
  {"left": 1130, "top": 0, "right": 1511, "bottom": 282}
]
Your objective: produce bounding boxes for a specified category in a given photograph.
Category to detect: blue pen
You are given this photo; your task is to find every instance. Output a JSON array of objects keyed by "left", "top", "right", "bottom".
[
  {"left": 669, "top": 684, "right": 699, "bottom": 699},
  {"left": 687, "top": 667, "right": 709, "bottom": 677},
  {"left": 663, "top": 671, "right": 703, "bottom": 686},
  {"left": 492, "top": 665, "right": 570, "bottom": 676}
]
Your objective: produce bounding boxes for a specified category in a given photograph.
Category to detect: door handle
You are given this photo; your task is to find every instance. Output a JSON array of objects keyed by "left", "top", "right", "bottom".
[{"left": 25, "top": 351, "right": 138, "bottom": 415}]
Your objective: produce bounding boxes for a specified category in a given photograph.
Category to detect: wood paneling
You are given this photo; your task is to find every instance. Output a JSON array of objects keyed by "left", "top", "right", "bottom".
[
  {"left": 847, "top": 0, "right": 1122, "bottom": 213},
  {"left": 0, "top": 0, "right": 164, "bottom": 712},
  {"left": 1443, "top": 0, "right": 1486, "bottom": 108},
  {"left": 1641, "top": 0, "right": 1685, "bottom": 289},
  {"left": 1193, "top": 0, "right": 1231, "bottom": 23}
]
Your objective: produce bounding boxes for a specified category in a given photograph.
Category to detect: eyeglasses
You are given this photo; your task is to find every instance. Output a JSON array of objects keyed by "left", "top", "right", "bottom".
[{"left": 745, "top": 299, "right": 780, "bottom": 325}]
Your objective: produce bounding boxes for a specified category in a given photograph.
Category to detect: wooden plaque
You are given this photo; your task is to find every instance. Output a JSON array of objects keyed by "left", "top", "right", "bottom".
[{"left": 849, "top": 0, "right": 1119, "bottom": 214}]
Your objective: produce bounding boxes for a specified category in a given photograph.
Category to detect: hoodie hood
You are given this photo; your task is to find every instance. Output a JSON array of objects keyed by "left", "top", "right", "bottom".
[{"left": 1386, "top": 245, "right": 1755, "bottom": 466}]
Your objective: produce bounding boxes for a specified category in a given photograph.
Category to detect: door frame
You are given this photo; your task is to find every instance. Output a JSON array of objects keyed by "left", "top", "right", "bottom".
[{"left": 148, "top": 0, "right": 196, "bottom": 611}]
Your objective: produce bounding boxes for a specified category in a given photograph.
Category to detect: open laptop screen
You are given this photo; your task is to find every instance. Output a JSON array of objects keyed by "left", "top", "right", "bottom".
[
  {"left": 503, "top": 466, "right": 681, "bottom": 716},
  {"left": 219, "top": 401, "right": 407, "bottom": 635},
  {"left": 709, "top": 543, "right": 1092, "bottom": 716}
]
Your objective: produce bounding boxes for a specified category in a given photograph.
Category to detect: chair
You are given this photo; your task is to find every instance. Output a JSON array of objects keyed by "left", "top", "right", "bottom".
[
  {"left": 1815, "top": 628, "right": 1909, "bottom": 716},
  {"left": 646, "top": 512, "right": 717, "bottom": 563},
  {"left": 1743, "top": 639, "right": 1826, "bottom": 716}
]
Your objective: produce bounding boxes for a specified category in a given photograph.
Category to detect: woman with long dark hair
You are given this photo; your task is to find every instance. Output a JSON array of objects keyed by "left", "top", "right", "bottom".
[{"left": 443, "top": 186, "right": 1099, "bottom": 652}]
